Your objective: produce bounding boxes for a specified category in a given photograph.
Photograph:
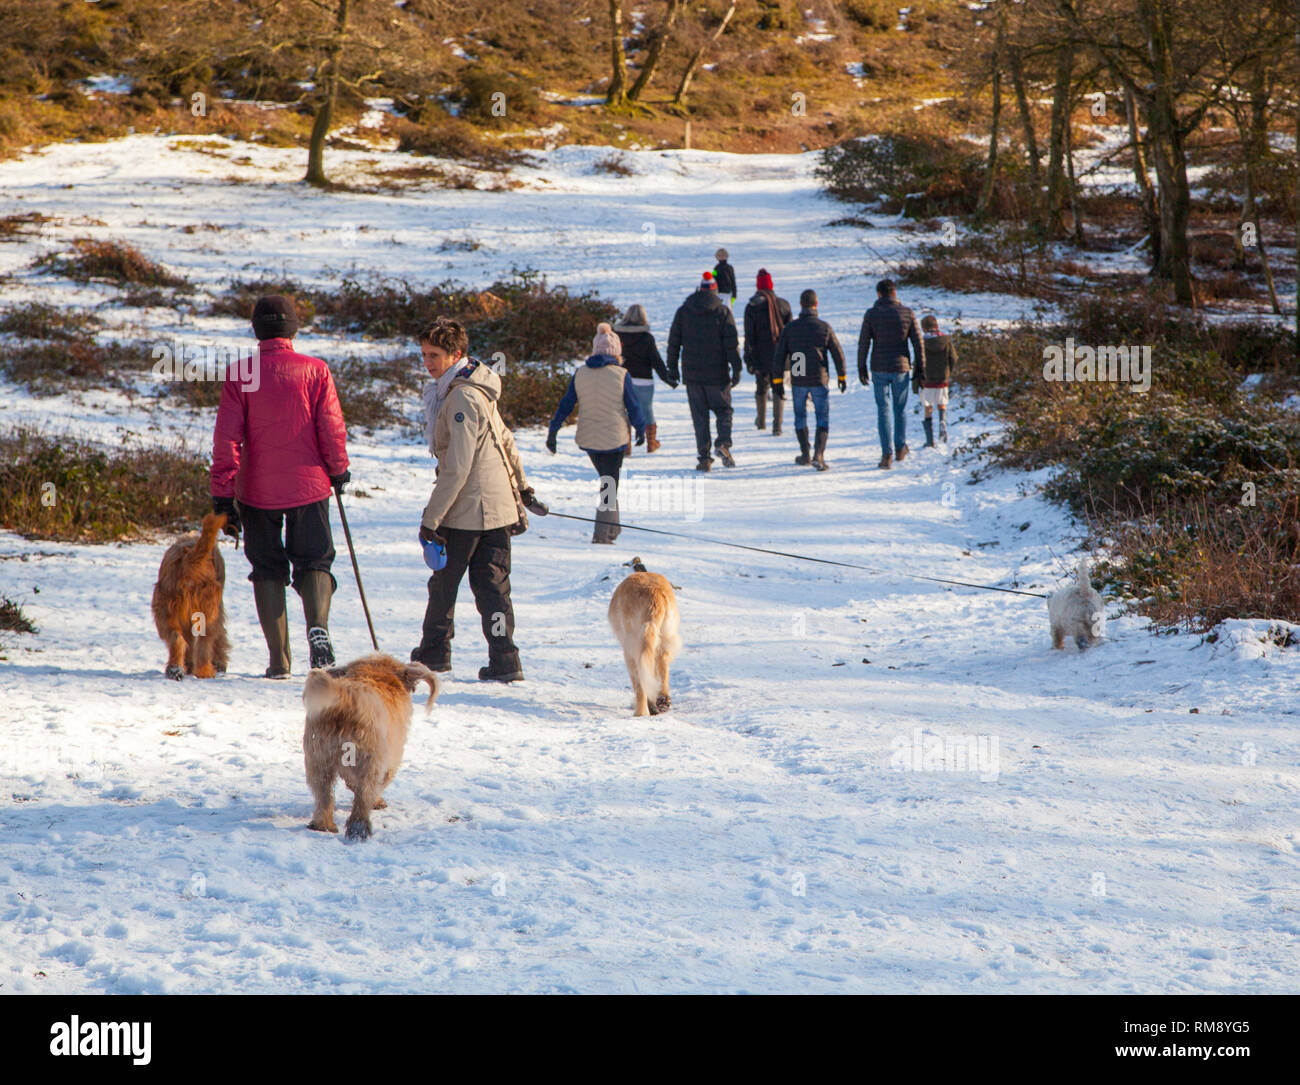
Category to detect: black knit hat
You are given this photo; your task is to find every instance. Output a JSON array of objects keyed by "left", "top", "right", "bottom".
[{"left": 251, "top": 295, "right": 300, "bottom": 341}]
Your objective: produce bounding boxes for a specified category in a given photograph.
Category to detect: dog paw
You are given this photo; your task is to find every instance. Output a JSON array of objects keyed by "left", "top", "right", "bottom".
[
  {"left": 164, "top": 665, "right": 184, "bottom": 681},
  {"left": 344, "top": 819, "right": 372, "bottom": 842},
  {"left": 656, "top": 695, "right": 671, "bottom": 711},
  {"left": 193, "top": 664, "right": 217, "bottom": 679},
  {"left": 373, "top": 798, "right": 388, "bottom": 810},
  {"left": 307, "top": 819, "right": 339, "bottom": 834}
]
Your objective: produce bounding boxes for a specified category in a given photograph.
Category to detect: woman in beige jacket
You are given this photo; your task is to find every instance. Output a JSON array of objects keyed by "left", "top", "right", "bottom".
[
  {"left": 545, "top": 323, "right": 647, "bottom": 544},
  {"left": 413, "top": 318, "right": 545, "bottom": 682}
]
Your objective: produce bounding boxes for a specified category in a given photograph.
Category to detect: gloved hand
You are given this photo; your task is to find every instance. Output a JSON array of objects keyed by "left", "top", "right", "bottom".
[
  {"left": 668, "top": 380, "right": 679, "bottom": 390},
  {"left": 545, "top": 432, "right": 557, "bottom": 454},
  {"left": 771, "top": 375, "right": 784, "bottom": 400},
  {"left": 419, "top": 524, "right": 443, "bottom": 545},
  {"left": 330, "top": 469, "right": 351, "bottom": 495},
  {"left": 520, "top": 487, "right": 549, "bottom": 516},
  {"left": 838, "top": 376, "right": 847, "bottom": 394},
  {"left": 912, "top": 379, "right": 921, "bottom": 395},
  {"left": 730, "top": 372, "right": 742, "bottom": 388},
  {"left": 635, "top": 429, "right": 646, "bottom": 446},
  {"left": 212, "top": 496, "right": 241, "bottom": 539}
]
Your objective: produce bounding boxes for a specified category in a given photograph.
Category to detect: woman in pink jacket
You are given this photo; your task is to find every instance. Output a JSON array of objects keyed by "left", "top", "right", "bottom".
[{"left": 211, "top": 296, "right": 350, "bottom": 678}]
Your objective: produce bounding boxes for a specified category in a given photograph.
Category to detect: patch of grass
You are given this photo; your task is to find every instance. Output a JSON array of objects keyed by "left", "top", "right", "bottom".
[
  {"left": 34, "top": 237, "right": 190, "bottom": 290},
  {"left": 592, "top": 153, "right": 634, "bottom": 177},
  {"left": 0, "top": 302, "right": 102, "bottom": 341},
  {"left": 0, "top": 595, "right": 37, "bottom": 635},
  {"left": 0, "top": 211, "right": 54, "bottom": 240},
  {"left": 0, "top": 426, "right": 212, "bottom": 542}
]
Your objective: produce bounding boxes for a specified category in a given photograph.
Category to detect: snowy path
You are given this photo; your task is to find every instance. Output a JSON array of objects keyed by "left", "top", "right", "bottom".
[{"left": 1, "top": 138, "right": 1298, "bottom": 994}]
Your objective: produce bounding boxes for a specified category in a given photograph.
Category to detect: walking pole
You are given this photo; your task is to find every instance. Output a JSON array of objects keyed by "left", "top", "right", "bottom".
[{"left": 333, "top": 488, "right": 379, "bottom": 651}]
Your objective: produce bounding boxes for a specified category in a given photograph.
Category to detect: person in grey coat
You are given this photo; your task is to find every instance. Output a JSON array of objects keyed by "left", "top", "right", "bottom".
[{"left": 857, "top": 279, "right": 925, "bottom": 469}]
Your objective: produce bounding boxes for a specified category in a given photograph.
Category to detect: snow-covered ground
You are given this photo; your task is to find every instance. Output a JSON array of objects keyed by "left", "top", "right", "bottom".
[{"left": 2, "top": 137, "right": 1298, "bottom": 994}]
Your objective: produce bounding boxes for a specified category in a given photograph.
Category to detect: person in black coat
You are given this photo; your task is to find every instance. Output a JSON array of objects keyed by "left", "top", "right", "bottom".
[
  {"left": 713, "top": 248, "right": 738, "bottom": 306},
  {"left": 615, "top": 304, "right": 675, "bottom": 453},
  {"left": 857, "top": 279, "right": 925, "bottom": 469},
  {"left": 743, "top": 268, "right": 793, "bottom": 435},
  {"left": 772, "top": 289, "right": 846, "bottom": 471},
  {"left": 667, "top": 271, "right": 742, "bottom": 471}
]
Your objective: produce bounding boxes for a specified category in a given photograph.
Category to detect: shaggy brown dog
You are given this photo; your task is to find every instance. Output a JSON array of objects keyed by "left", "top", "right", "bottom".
[
  {"left": 302, "top": 654, "right": 439, "bottom": 841},
  {"left": 151, "top": 512, "right": 230, "bottom": 680},
  {"left": 608, "top": 557, "right": 682, "bottom": 717}
]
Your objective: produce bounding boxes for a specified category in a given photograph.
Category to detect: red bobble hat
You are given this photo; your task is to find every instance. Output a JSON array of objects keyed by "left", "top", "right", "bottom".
[{"left": 756, "top": 269, "right": 774, "bottom": 291}]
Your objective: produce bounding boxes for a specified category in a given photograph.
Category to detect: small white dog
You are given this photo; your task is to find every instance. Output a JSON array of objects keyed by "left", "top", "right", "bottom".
[{"left": 1048, "top": 560, "right": 1105, "bottom": 649}]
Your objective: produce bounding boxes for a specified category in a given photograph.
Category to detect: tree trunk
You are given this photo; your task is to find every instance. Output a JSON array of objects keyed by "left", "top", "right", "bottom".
[
  {"left": 1136, "top": 0, "right": 1195, "bottom": 306},
  {"left": 1124, "top": 86, "right": 1161, "bottom": 270},
  {"left": 1044, "top": 48, "right": 1072, "bottom": 238},
  {"left": 976, "top": 17, "right": 1005, "bottom": 220},
  {"left": 305, "top": 0, "right": 351, "bottom": 187},
  {"left": 674, "top": 1, "right": 737, "bottom": 106},
  {"left": 607, "top": 0, "right": 629, "bottom": 106},
  {"left": 629, "top": 0, "right": 684, "bottom": 101},
  {"left": 1065, "top": 100, "right": 1085, "bottom": 247},
  {"left": 1009, "top": 47, "right": 1041, "bottom": 192}
]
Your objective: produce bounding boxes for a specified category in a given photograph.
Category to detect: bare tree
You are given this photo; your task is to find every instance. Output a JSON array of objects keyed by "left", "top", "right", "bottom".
[
  {"left": 976, "top": 9, "right": 1007, "bottom": 220},
  {"left": 607, "top": 0, "right": 629, "bottom": 106},
  {"left": 305, "top": 0, "right": 353, "bottom": 187},
  {"left": 628, "top": 0, "right": 685, "bottom": 101},
  {"left": 674, "top": 1, "right": 737, "bottom": 107}
]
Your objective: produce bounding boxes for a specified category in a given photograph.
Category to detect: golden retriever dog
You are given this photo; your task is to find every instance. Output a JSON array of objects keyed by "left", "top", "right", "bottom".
[
  {"left": 302, "top": 654, "right": 439, "bottom": 841},
  {"left": 151, "top": 512, "right": 230, "bottom": 680},
  {"left": 608, "top": 557, "right": 682, "bottom": 717},
  {"left": 1048, "top": 559, "right": 1105, "bottom": 649}
]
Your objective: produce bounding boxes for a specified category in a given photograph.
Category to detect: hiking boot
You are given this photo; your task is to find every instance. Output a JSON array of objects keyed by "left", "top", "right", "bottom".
[
  {"left": 812, "top": 427, "right": 829, "bottom": 471},
  {"left": 771, "top": 394, "right": 784, "bottom": 437},
  {"left": 895, "top": 444, "right": 909, "bottom": 463},
  {"left": 696, "top": 457, "right": 712, "bottom": 472},
  {"left": 307, "top": 626, "right": 335, "bottom": 669},
  {"left": 794, "top": 429, "right": 811, "bottom": 466},
  {"left": 718, "top": 445, "right": 736, "bottom": 467},
  {"left": 479, "top": 666, "right": 524, "bottom": 683},
  {"left": 923, "top": 417, "right": 935, "bottom": 448},
  {"left": 878, "top": 453, "right": 893, "bottom": 469},
  {"left": 410, "top": 647, "right": 450, "bottom": 673},
  {"left": 592, "top": 507, "right": 620, "bottom": 544},
  {"left": 253, "top": 579, "right": 291, "bottom": 677},
  {"left": 646, "top": 424, "right": 660, "bottom": 453}
]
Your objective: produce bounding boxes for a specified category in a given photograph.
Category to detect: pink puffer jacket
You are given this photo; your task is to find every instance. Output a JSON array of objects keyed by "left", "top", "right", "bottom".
[{"left": 210, "top": 338, "right": 349, "bottom": 510}]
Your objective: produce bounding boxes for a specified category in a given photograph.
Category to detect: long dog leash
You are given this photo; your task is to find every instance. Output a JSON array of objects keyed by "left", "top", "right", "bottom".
[{"left": 542, "top": 511, "right": 1049, "bottom": 599}]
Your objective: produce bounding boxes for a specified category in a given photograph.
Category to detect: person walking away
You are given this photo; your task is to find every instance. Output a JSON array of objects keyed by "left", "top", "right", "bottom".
[
  {"left": 413, "top": 317, "right": 546, "bottom": 683},
  {"left": 211, "top": 295, "right": 349, "bottom": 678},
  {"left": 546, "top": 322, "right": 647, "bottom": 543},
  {"left": 916, "top": 314, "right": 957, "bottom": 447},
  {"left": 614, "top": 305, "right": 674, "bottom": 453},
  {"left": 666, "top": 271, "right": 742, "bottom": 472},
  {"left": 772, "top": 289, "right": 847, "bottom": 471},
  {"left": 713, "top": 248, "right": 738, "bottom": 307},
  {"left": 743, "top": 269, "right": 792, "bottom": 434},
  {"left": 857, "top": 279, "right": 925, "bottom": 469}
]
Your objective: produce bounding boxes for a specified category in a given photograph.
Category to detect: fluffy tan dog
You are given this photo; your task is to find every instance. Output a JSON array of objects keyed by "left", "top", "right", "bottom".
[
  {"left": 608, "top": 557, "right": 682, "bottom": 716},
  {"left": 1048, "top": 560, "right": 1105, "bottom": 649},
  {"left": 302, "top": 654, "right": 439, "bottom": 841},
  {"left": 151, "top": 512, "right": 230, "bottom": 680}
]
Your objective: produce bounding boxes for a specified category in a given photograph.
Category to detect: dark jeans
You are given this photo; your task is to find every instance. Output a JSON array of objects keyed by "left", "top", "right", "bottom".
[
  {"left": 872, "top": 371, "right": 911, "bottom": 454},
  {"left": 414, "top": 526, "right": 518, "bottom": 671},
  {"left": 238, "top": 497, "right": 336, "bottom": 591},
  {"left": 587, "top": 450, "right": 624, "bottom": 511},
  {"left": 685, "top": 382, "right": 733, "bottom": 460}
]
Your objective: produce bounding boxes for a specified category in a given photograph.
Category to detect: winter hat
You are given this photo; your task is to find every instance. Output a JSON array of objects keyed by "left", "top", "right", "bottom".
[
  {"left": 615, "top": 304, "right": 650, "bottom": 333},
  {"left": 715, "top": 248, "right": 729, "bottom": 261},
  {"left": 592, "top": 321, "right": 622, "bottom": 357},
  {"left": 699, "top": 271, "right": 718, "bottom": 291},
  {"left": 251, "top": 295, "right": 299, "bottom": 341},
  {"left": 756, "top": 268, "right": 774, "bottom": 292}
]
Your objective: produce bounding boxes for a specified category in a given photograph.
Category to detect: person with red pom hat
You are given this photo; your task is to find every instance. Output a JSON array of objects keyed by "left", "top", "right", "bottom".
[
  {"left": 743, "top": 268, "right": 792, "bottom": 434},
  {"left": 666, "top": 271, "right": 742, "bottom": 471}
]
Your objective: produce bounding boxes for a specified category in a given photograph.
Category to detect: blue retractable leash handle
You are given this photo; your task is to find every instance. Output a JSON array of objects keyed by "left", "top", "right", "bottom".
[{"left": 420, "top": 534, "right": 448, "bottom": 571}]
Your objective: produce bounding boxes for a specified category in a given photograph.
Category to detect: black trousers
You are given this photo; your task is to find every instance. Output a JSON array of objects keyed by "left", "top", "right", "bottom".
[
  {"left": 685, "top": 382, "right": 733, "bottom": 460},
  {"left": 238, "top": 497, "right": 336, "bottom": 591},
  {"left": 414, "top": 526, "right": 518, "bottom": 671},
  {"left": 587, "top": 449, "right": 624, "bottom": 510}
]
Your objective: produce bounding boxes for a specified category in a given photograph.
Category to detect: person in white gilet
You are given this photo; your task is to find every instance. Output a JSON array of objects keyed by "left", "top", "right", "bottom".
[{"left": 545, "top": 323, "right": 647, "bottom": 544}]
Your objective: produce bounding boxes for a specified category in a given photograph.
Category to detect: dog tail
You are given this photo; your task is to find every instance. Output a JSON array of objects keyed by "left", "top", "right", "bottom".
[
  {"left": 188, "top": 512, "right": 226, "bottom": 565},
  {"left": 1075, "top": 559, "right": 1091, "bottom": 589},
  {"left": 302, "top": 668, "right": 338, "bottom": 716},
  {"left": 402, "top": 662, "right": 441, "bottom": 715}
]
